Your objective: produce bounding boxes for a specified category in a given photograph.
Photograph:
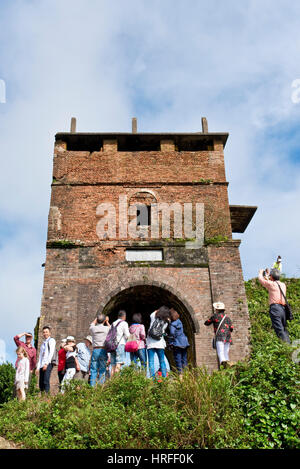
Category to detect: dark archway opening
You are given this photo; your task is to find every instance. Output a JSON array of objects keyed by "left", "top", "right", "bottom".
[{"left": 102, "top": 285, "right": 196, "bottom": 369}]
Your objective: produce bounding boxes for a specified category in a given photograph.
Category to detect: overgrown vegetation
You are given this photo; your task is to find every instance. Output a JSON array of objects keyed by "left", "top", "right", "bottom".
[
  {"left": 234, "top": 278, "right": 300, "bottom": 448},
  {"left": 0, "top": 363, "right": 15, "bottom": 404},
  {"left": 0, "top": 364, "right": 39, "bottom": 405},
  {"left": 47, "top": 240, "right": 79, "bottom": 249},
  {"left": 204, "top": 235, "right": 228, "bottom": 245},
  {"left": 0, "top": 278, "right": 299, "bottom": 449}
]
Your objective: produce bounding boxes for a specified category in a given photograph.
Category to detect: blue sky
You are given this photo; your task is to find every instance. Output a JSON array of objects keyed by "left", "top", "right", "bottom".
[{"left": 1, "top": 0, "right": 300, "bottom": 364}]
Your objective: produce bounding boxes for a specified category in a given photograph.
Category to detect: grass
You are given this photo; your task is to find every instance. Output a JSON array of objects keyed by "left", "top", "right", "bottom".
[{"left": 0, "top": 277, "right": 299, "bottom": 449}]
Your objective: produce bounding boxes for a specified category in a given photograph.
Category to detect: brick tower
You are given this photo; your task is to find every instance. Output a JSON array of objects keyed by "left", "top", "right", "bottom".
[{"left": 38, "top": 117, "right": 256, "bottom": 371}]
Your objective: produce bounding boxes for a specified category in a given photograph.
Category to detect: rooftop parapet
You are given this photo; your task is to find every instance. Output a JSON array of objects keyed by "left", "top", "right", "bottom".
[{"left": 55, "top": 117, "right": 228, "bottom": 152}]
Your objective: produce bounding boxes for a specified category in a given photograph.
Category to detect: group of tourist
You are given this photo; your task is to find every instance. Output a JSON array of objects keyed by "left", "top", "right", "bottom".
[
  {"left": 85, "top": 307, "right": 190, "bottom": 386},
  {"left": 12, "top": 263, "right": 291, "bottom": 399}
]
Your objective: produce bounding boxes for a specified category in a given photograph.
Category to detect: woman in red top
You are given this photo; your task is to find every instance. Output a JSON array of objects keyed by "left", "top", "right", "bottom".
[{"left": 58, "top": 339, "right": 67, "bottom": 386}]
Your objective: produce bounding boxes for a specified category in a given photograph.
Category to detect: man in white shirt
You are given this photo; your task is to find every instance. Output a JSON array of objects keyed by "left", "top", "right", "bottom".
[
  {"left": 110, "top": 310, "right": 130, "bottom": 377},
  {"left": 36, "top": 326, "right": 56, "bottom": 393}
]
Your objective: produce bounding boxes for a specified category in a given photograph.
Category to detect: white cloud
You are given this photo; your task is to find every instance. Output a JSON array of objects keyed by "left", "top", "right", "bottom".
[{"left": 0, "top": 340, "right": 6, "bottom": 364}]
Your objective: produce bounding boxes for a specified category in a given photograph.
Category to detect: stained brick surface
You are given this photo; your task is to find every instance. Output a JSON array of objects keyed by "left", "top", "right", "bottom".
[{"left": 39, "top": 132, "right": 251, "bottom": 378}]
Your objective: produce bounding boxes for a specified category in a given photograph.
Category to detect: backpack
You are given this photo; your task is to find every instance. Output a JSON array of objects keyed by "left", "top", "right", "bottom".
[
  {"left": 104, "top": 320, "right": 123, "bottom": 352},
  {"left": 47, "top": 340, "right": 58, "bottom": 366},
  {"left": 148, "top": 318, "right": 165, "bottom": 341}
]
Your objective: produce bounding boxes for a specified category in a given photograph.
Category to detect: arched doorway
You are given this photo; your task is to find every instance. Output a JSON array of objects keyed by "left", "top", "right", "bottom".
[{"left": 100, "top": 284, "right": 197, "bottom": 368}]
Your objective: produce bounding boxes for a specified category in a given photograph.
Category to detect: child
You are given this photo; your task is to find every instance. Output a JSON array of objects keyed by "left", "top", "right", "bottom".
[
  {"left": 61, "top": 336, "right": 80, "bottom": 394},
  {"left": 15, "top": 347, "right": 30, "bottom": 401}
]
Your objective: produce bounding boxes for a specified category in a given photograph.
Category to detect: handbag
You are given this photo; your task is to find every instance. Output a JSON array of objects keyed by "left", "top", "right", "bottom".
[
  {"left": 276, "top": 282, "right": 293, "bottom": 321},
  {"left": 212, "top": 315, "right": 226, "bottom": 349},
  {"left": 125, "top": 326, "right": 139, "bottom": 353}
]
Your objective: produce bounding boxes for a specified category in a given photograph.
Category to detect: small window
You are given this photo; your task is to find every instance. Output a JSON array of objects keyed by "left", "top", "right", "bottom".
[{"left": 136, "top": 205, "right": 151, "bottom": 226}]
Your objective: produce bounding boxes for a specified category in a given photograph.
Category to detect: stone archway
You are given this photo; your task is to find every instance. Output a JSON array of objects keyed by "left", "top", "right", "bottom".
[{"left": 98, "top": 282, "right": 198, "bottom": 368}]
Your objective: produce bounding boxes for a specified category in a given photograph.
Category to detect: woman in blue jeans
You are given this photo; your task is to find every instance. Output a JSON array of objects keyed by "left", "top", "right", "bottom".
[
  {"left": 89, "top": 313, "right": 110, "bottom": 386},
  {"left": 168, "top": 308, "right": 189, "bottom": 377},
  {"left": 146, "top": 306, "right": 171, "bottom": 379}
]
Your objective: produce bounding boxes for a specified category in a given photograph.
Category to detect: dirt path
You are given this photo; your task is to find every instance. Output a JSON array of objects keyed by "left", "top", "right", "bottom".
[{"left": 0, "top": 436, "right": 18, "bottom": 449}]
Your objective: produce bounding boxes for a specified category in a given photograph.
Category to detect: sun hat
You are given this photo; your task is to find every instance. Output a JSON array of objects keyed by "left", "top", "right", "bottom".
[
  {"left": 213, "top": 302, "right": 225, "bottom": 310},
  {"left": 66, "top": 335, "right": 75, "bottom": 341},
  {"left": 85, "top": 335, "right": 93, "bottom": 344}
]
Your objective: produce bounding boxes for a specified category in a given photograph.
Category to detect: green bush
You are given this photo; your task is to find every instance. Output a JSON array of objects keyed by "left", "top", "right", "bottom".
[
  {"left": 0, "top": 362, "right": 15, "bottom": 404},
  {"left": 238, "top": 278, "right": 300, "bottom": 448},
  {"left": 0, "top": 278, "right": 299, "bottom": 449},
  {"left": 0, "top": 367, "right": 246, "bottom": 449}
]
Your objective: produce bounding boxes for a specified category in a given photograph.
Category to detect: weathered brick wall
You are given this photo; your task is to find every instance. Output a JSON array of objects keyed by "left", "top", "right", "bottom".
[
  {"left": 53, "top": 147, "right": 227, "bottom": 185},
  {"left": 38, "top": 133, "right": 251, "bottom": 380},
  {"left": 39, "top": 250, "right": 221, "bottom": 372},
  {"left": 48, "top": 184, "right": 232, "bottom": 242}
]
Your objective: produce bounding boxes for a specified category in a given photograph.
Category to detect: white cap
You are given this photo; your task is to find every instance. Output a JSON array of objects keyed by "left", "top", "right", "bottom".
[
  {"left": 213, "top": 302, "right": 225, "bottom": 310},
  {"left": 66, "top": 335, "right": 75, "bottom": 341}
]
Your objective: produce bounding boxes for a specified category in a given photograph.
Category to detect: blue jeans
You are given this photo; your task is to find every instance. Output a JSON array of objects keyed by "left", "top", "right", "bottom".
[
  {"left": 39, "top": 363, "right": 53, "bottom": 393},
  {"left": 147, "top": 348, "right": 167, "bottom": 379},
  {"left": 90, "top": 348, "right": 108, "bottom": 386},
  {"left": 130, "top": 348, "right": 147, "bottom": 369},
  {"left": 173, "top": 347, "right": 188, "bottom": 373},
  {"left": 110, "top": 344, "right": 126, "bottom": 365}
]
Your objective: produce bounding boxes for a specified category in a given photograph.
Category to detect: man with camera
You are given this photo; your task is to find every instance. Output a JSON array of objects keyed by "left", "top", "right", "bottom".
[{"left": 258, "top": 268, "right": 291, "bottom": 343}]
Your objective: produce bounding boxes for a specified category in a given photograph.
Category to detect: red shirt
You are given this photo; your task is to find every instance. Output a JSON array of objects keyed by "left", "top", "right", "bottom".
[
  {"left": 58, "top": 348, "right": 66, "bottom": 372},
  {"left": 13, "top": 336, "right": 37, "bottom": 371}
]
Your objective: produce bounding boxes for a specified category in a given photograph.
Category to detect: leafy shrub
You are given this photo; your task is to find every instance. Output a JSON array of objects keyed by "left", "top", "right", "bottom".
[
  {"left": 0, "top": 367, "right": 245, "bottom": 449},
  {"left": 0, "top": 362, "right": 15, "bottom": 404},
  {"left": 0, "top": 278, "right": 299, "bottom": 449},
  {"left": 238, "top": 278, "right": 300, "bottom": 448}
]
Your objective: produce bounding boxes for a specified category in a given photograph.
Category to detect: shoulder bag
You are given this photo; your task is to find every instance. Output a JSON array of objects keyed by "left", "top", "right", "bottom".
[
  {"left": 276, "top": 282, "right": 293, "bottom": 321},
  {"left": 212, "top": 315, "right": 226, "bottom": 349}
]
